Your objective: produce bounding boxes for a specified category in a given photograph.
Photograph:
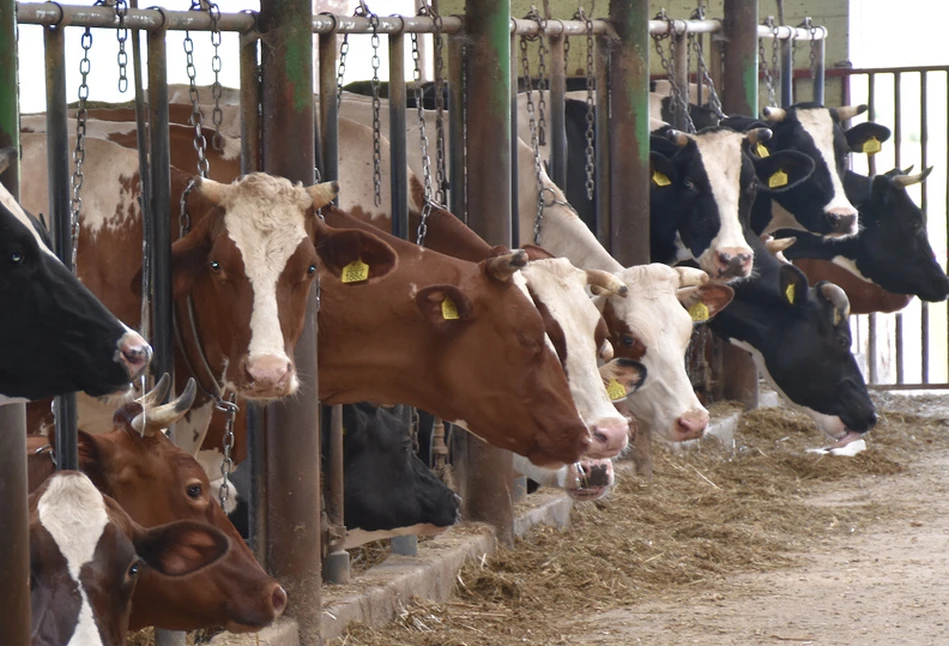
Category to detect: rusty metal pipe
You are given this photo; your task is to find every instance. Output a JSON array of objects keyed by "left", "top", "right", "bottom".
[
  {"left": 318, "top": 31, "right": 338, "bottom": 183},
  {"left": 673, "top": 32, "right": 690, "bottom": 131},
  {"left": 240, "top": 33, "right": 261, "bottom": 174},
  {"left": 389, "top": 29, "right": 408, "bottom": 239},
  {"left": 594, "top": 34, "right": 611, "bottom": 251},
  {"left": 548, "top": 33, "right": 566, "bottom": 189}
]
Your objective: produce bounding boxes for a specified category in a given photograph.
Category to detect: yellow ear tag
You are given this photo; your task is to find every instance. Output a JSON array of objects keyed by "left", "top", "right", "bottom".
[
  {"left": 768, "top": 169, "right": 789, "bottom": 189},
  {"left": 341, "top": 258, "right": 370, "bottom": 284},
  {"left": 652, "top": 170, "right": 672, "bottom": 187},
  {"left": 606, "top": 378, "right": 627, "bottom": 402},
  {"left": 785, "top": 282, "right": 796, "bottom": 304},
  {"left": 688, "top": 301, "right": 710, "bottom": 322},
  {"left": 441, "top": 297, "right": 460, "bottom": 320},
  {"left": 756, "top": 142, "right": 770, "bottom": 158},
  {"left": 863, "top": 136, "right": 881, "bottom": 156}
]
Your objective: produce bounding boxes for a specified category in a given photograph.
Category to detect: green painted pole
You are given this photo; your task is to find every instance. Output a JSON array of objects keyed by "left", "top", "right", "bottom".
[
  {"left": 608, "top": 0, "right": 651, "bottom": 267},
  {"left": 463, "top": 0, "right": 515, "bottom": 547}
]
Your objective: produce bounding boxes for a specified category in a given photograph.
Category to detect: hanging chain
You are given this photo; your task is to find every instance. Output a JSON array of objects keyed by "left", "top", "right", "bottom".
[
  {"left": 575, "top": 6, "right": 597, "bottom": 200},
  {"left": 759, "top": 16, "right": 780, "bottom": 108},
  {"left": 115, "top": 0, "right": 129, "bottom": 93},
  {"left": 521, "top": 8, "right": 549, "bottom": 244},
  {"left": 431, "top": 9, "right": 447, "bottom": 206},
  {"left": 208, "top": 1, "right": 224, "bottom": 152},
  {"left": 69, "top": 27, "right": 94, "bottom": 273},
  {"left": 336, "top": 30, "right": 349, "bottom": 111},
  {"left": 802, "top": 17, "right": 823, "bottom": 85},
  {"left": 183, "top": 5, "right": 208, "bottom": 178},
  {"left": 690, "top": 5, "right": 725, "bottom": 120},
  {"left": 652, "top": 10, "right": 695, "bottom": 133},
  {"left": 217, "top": 393, "right": 238, "bottom": 510},
  {"left": 352, "top": 2, "right": 384, "bottom": 208}
]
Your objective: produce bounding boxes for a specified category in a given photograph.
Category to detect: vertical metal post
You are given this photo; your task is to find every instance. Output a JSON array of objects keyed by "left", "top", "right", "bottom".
[
  {"left": 464, "top": 0, "right": 514, "bottom": 547},
  {"left": 608, "top": 0, "right": 650, "bottom": 266},
  {"left": 240, "top": 33, "right": 261, "bottom": 174},
  {"left": 44, "top": 25, "right": 78, "bottom": 471},
  {"left": 594, "top": 35, "right": 611, "bottom": 251},
  {"left": 920, "top": 70, "right": 929, "bottom": 383},
  {"left": 721, "top": 0, "right": 760, "bottom": 409},
  {"left": 893, "top": 70, "right": 904, "bottom": 385},
  {"left": 318, "top": 31, "right": 339, "bottom": 183},
  {"left": 780, "top": 33, "right": 793, "bottom": 107},
  {"left": 812, "top": 31, "right": 825, "bottom": 105},
  {"left": 673, "top": 32, "right": 689, "bottom": 131},
  {"left": 548, "top": 32, "right": 567, "bottom": 190},
  {"left": 389, "top": 30, "right": 408, "bottom": 239},
  {"left": 130, "top": 0, "right": 151, "bottom": 282},
  {"left": 510, "top": 30, "right": 520, "bottom": 246},
  {"left": 259, "top": 2, "right": 321, "bottom": 642},
  {"left": 448, "top": 33, "right": 466, "bottom": 221},
  {"left": 322, "top": 404, "right": 350, "bottom": 581},
  {"left": 0, "top": 1, "right": 29, "bottom": 641}
]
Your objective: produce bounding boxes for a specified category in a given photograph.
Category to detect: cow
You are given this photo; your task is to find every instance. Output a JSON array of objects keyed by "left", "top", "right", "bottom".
[
  {"left": 0, "top": 146, "right": 151, "bottom": 403},
  {"left": 29, "top": 470, "right": 228, "bottom": 645},
  {"left": 720, "top": 103, "right": 891, "bottom": 238},
  {"left": 512, "top": 453, "right": 615, "bottom": 502},
  {"left": 774, "top": 166, "right": 949, "bottom": 304},
  {"left": 28, "top": 375, "right": 288, "bottom": 633},
  {"left": 708, "top": 232, "right": 877, "bottom": 446}
]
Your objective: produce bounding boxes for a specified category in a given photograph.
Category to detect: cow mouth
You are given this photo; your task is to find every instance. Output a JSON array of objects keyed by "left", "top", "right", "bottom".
[
  {"left": 566, "top": 460, "right": 614, "bottom": 501},
  {"left": 567, "top": 486, "right": 610, "bottom": 501},
  {"left": 807, "top": 429, "right": 867, "bottom": 457},
  {"left": 828, "top": 429, "right": 865, "bottom": 449}
]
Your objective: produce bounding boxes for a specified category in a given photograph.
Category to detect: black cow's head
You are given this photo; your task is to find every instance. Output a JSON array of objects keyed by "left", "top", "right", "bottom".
[
  {"left": 750, "top": 103, "right": 891, "bottom": 237},
  {"left": 338, "top": 403, "right": 459, "bottom": 532},
  {"left": 0, "top": 147, "right": 151, "bottom": 401},
  {"left": 648, "top": 126, "right": 814, "bottom": 280}
]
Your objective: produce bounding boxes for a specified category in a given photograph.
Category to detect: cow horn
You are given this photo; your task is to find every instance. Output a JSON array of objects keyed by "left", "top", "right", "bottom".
[
  {"left": 485, "top": 249, "right": 528, "bottom": 281},
  {"left": 666, "top": 129, "right": 689, "bottom": 147},
  {"left": 306, "top": 180, "right": 340, "bottom": 210},
  {"left": 0, "top": 147, "right": 16, "bottom": 175},
  {"left": 136, "top": 372, "right": 172, "bottom": 409},
  {"left": 132, "top": 378, "right": 198, "bottom": 437},
  {"left": 195, "top": 177, "right": 230, "bottom": 205},
  {"left": 675, "top": 266, "right": 711, "bottom": 287},
  {"left": 892, "top": 166, "right": 934, "bottom": 189},
  {"left": 745, "top": 127, "right": 773, "bottom": 144},
  {"left": 762, "top": 106, "right": 787, "bottom": 122},
  {"left": 586, "top": 269, "right": 628, "bottom": 297},
  {"left": 901, "top": 164, "right": 915, "bottom": 175},
  {"left": 764, "top": 236, "right": 796, "bottom": 254},
  {"left": 818, "top": 282, "right": 851, "bottom": 325},
  {"left": 835, "top": 104, "right": 868, "bottom": 122}
]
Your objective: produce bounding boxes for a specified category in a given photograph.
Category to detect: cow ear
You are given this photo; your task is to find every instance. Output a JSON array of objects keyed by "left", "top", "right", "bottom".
[
  {"left": 522, "top": 244, "right": 557, "bottom": 261},
  {"left": 416, "top": 284, "right": 473, "bottom": 333},
  {"left": 649, "top": 151, "right": 677, "bottom": 188},
  {"left": 317, "top": 229, "right": 398, "bottom": 285},
  {"left": 845, "top": 122, "right": 891, "bottom": 154},
  {"left": 677, "top": 283, "right": 734, "bottom": 323},
  {"left": 132, "top": 520, "right": 230, "bottom": 577},
  {"left": 753, "top": 150, "right": 815, "bottom": 193},
  {"left": 600, "top": 357, "right": 647, "bottom": 401},
  {"left": 778, "top": 263, "right": 810, "bottom": 307}
]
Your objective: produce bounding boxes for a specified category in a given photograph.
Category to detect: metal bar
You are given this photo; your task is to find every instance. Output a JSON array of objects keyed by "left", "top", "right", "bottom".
[
  {"left": 946, "top": 70, "right": 949, "bottom": 384},
  {"left": 18, "top": 3, "right": 257, "bottom": 31},
  {"left": 0, "top": 0, "right": 29, "bottom": 640},
  {"left": 673, "top": 33, "right": 689, "bottom": 131},
  {"left": 318, "top": 31, "right": 338, "bottom": 183},
  {"left": 920, "top": 70, "right": 929, "bottom": 383},
  {"left": 322, "top": 404, "right": 350, "bottom": 581},
  {"left": 548, "top": 32, "right": 567, "bottom": 190},
  {"left": 867, "top": 72, "right": 876, "bottom": 175},
  {"left": 44, "top": 25, "right": 79, "bottom": 471},
  {"left": 146, "top": 25, "right": 173, "bottom": 406},
  {"left": 240, "top": 33, "right": 261, "bottom": 174},
  {"left": 829, "top": 63, "right": 949, "bottom": 76},
  {"left": 389, "top": 30, "right": 409, "bottom": 240},
  {"left": 869, "top": 383, "right": 949, "bottom": 391},
  {"left": 866, "top": 72, "right": 877, "bottom": 384},
  {"left": 812, "top": 27, "right": 825, "bottom": 104},
  {"left": 463, "top": 0, "right": 515, "bottom": 548},
  {"left": 247, "top": 403, "right": 266, "bottom": 562},
  {"left": 594, "top": 34, "right": 611, "bottom": 251},
  {"left": 448, "top": 33, "right": 466, "bottom": 222},
  {"left": 259, "top": 1, "right": 321, "bottom": 641},
  {"left": 510, "top": 30, "right": 519, "bottom": 246},
  {"left": 130, "top": 0, "right": 152, "bottom": 344},
  {"left": 894, "top": 70, "right": 904, "bottom": 385},
  {"left": 608, "top": 0, "right": 650, "bottom": 266},
  {"left": 756, "top": 23, "right": 825, "bottom": 40},
  {"left": 721, "top": 0, "right": 759, "bottom": 410},
  {"left": 780, "top": 28, "right": 793, "bottom": 107}
]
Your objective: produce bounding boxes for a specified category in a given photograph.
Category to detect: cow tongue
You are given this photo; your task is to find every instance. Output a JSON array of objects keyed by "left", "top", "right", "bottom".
[{"left": 827, "top": 430, "right": 864, "bottom": 449}]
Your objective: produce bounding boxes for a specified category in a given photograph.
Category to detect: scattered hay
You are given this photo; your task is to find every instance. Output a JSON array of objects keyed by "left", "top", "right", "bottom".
[
  {"left": 334, "top": 401, "right": 949, "bottom": 646},
  {"left": 350, "top": 539, "right": 393, "bottom": 576}
]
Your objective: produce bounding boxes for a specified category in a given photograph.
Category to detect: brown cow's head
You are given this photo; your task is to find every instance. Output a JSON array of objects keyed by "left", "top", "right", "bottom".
[
  {"left": 47, "top": 376, "right": 287, "bottom": 633},
  {"left": 169, "top": 173, "right": 397, "bottom": 401}
]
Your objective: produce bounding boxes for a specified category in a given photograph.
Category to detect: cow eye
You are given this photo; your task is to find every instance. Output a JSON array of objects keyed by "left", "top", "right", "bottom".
[
  {"left": 10, "top": 251, "right": 23, "bottom": 264},
  {"left": 307, "top": 263, "right": 317, "bottom": 275},
  {"left": 187, "top": 483, "right": 202, "bottom": 499},
  {"left": 837, "top": 335, "right": 849, "bottom": 348},
  {"left": 127, "top": 560, "right": 141, "bottom": 579},
  {"left": 621, "top": 335, "right": 634, "bottom": 346},
  {"left": 682, "top": 180, "right": 695, "bottom": 192},
  {"left": 209, "top": 260, "right": 221, "bottom": 273}
]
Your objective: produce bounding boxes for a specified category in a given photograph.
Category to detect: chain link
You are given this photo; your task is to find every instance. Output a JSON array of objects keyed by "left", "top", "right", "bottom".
[
  {"left": 183, "top": 18, "right": 208, "bottom": 177},
  {"left": 351, "top": 3, "right": 384, "bottom": 208},
  {"left": 69, "top": 27, "right": 94, "bottom": 273},
  {"left": 521, "top": 8, "right": 549, "bottom": 244},
  {"left": 115, "top": 0, "right": 129, "bottom": 93},
  {"left": 336, "top": 31, "right": 349, "bottom": 111},
  {"left": 574, "top": 6, "right": 597, "bottom": 200},
  {"left": 432, "top": 10, "right": 447, "bottom": 206},
  {"left": 652, "top": 9, "right": 695, "bottom": 133},
  {"left": 208, "top": 1, "right": 224, "bottom": 151},
  {"left": 759, "top": 16, "right": 779, "bottom": 108},
  {"left": 217, "top": 394, "right": 238, "bottom": 510},
  {"left": 690, "top": 5, "right": 725, "bottom": 120},
  {"left": 802, "top": 17, "right": 824, "bottom": 88}
]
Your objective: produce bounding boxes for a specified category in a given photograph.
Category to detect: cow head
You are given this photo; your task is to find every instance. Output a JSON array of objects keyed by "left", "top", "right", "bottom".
[
  {"left": 45, "top": 376, "right": 288, "bottom": 633},
  {"left": 336, "top": 403, "right": 459, "bottom": 531},
  {"left": 649, "top": 127, "right": 814, "bottom": 280},
  {"left": 168, "top": 172, "right": 396, "bottom": 401},
  {"left": 595, "top": 264, "right": 733, "bottom": 443},
  {"left": 29, "top": 471, "right": 228, "bottom": 646},
  {"left": 757, "top": 103, "right": 891, "bottom": 237},
  {"left": 0, "top": 147, "right": 151, "bottom": 402}
]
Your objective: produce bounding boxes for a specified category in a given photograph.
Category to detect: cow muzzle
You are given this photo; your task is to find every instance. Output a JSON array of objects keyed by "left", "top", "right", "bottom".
[
  {"left": 714, "top": 247, "right": 754, "bottom": 280},
  {"left": 674, "top": 409, "right": 710, "bottom": 441},
  {"left": 225, "top": 582, "right": 288, "bottom": 633},
  {"left": 117, "top": 331, "right": 152, "bottom": 380},
  {"left": 586, "top": 416, "right": 630, "bottom": 459},
  {"left": 241, "top": 355, "right": 295, "bottom": 398},
  {"left": 565, "top": 459, "right": 615, "bottom": 501},
  {"left": 824, "top": 208, "right": 858, "bottom": 237}
]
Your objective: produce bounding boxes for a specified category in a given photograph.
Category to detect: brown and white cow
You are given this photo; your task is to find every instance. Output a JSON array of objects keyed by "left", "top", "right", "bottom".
[
  {"left": 28, "top": 376, "right": 287, "bottom": 633},
  {"left": 29, "top": 470, "right": 228, "bottom": 645}
]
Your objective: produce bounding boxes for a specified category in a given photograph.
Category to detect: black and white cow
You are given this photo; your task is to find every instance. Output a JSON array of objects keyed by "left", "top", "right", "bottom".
[
  {"left": 721, "top": 103, "right": 892, "bottom": 238},
  {"left": 709, "top": 233, "right": 877, "bottom": 446},
  {"left": 774, "top": 166, "right": 949, "bottom": 303},
  {"left": 0, "top": 147, "right": 151, "bottom": 403}
]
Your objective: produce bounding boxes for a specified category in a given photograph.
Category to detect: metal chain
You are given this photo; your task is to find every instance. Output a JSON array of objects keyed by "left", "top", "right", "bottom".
[
  {"left": 575, "top": 6, "right": 597, "bottom": 199},
  {"left": 563, "top": 35, "right": 570, "bottom": 76},
  {"left": 217, "top": 394, "right": 237, "bottom": 510},
  {"left": 521, "top": 8, "right": 549, "bottom": 244},
  {"left": 432, "top": 10, "right": 447, "bottom": 206},
  {"left": 758, "top": 16, "right": 780, "bottom": 108},
  {"left": 690, "top": 5, "right": 725, "bottom": 119},
  {"left": 69, "top": 27, "right": 94, "bottom": 273},
  {"left": 115, "top": 0, "right": 129, "bottom": 93},
  {"left": 336, "top": 31, "right": 349, "bottom": 111},
  {"left": 208, "top": 1, "right": 224, "bottom": 151},
  {"left": 353, "top": 2, "right": 384, "bottom": 208},
  {"left": 802, "top": 17, "right": 823, "bottom": 84},
  {"left": 652, "top": 10, "right": 695, "bottom": 133},
  {"left": 183, "top": 4, "right": 209, "bottom": 178}
]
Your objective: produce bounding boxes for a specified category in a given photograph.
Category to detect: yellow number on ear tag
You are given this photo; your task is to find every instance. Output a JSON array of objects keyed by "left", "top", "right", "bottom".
[
  {"left": 606, "top": 378, "right": 627, "bottom": 402},
  {"left": 768, "top": 169, "right": 789, "bottom": 189},
  {"left": 652, "top": 171, "right": 672, "bottom": 187},
  {"left": 756, "top": 142, "right": 770, "bottom": 158},
  {"left": 863, "top": 136, "right": 882, "bottom": 155},
  {"left": 441, "top": 297, "right": 460, "bottom": 320},
  {"left": 688, "top": 301, "right": 710, "bottom": 322},
  {"left": 785, "top": 282, "right": 796, "bottom": 304},
  {"left": 341, "top": 258, "right": 370, "bottom": 284}
]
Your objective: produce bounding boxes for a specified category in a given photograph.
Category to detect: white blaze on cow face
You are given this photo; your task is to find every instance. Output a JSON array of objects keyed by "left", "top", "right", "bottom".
[
  {"left": 37, "top": 472, "right": 111, "bottom": 646},
  {"left": 520, "top": 258, "right": 630, "bottom": 459},
  {"left": 691, "top": 130, "right": 755, "bottom": 280},
  {"left": 795, "top": 108, "right": 859, "bottom": 234},
  {"left": 219, "top": 174, "right": 312, "bottom": 397}
]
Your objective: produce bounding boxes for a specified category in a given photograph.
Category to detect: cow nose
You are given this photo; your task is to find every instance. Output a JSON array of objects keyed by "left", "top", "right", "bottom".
[
  {"left": 867, "top": 410, "right": 878, "bottom": 428},
  {"left": 716, "top": 247, "right": 754, "bottom": 278},
  {"left": 270, "top": 584, "right": 288, "bottom": 619},
  {"left": 675, "top": 410, "right": 710, "bottom": 441},
  {"left": 117, "top": 331, "right": 152, "bottom": 380},
  {"left": 588, "top": 417, "right": 629, "bottom": 459},
  {"left": 244, "top": 356, "right": 292, "bottom": 391},
  {"left": 826, "top": 210, "right": 858, "bottom": 235}
]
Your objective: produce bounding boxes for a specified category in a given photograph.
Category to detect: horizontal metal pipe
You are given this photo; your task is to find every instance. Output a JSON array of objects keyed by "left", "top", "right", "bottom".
[
  {"left": 18, "top": 3, "right": 256, "bottom": 31},
  {"left": 757, "top": 24, "right": 826, "bottom": 40}
]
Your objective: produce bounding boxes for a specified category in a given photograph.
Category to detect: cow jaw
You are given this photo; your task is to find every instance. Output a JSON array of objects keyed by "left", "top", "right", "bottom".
[{"left": 795, "top": 109, "right": 859, "bottom": 236}]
